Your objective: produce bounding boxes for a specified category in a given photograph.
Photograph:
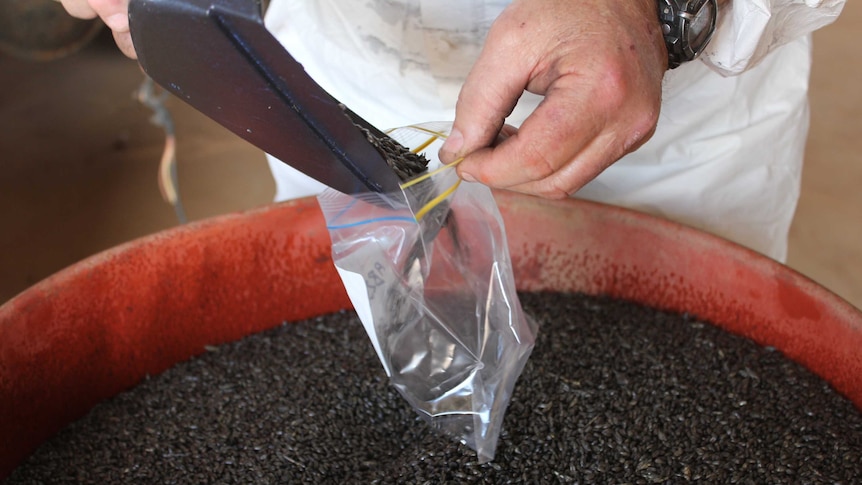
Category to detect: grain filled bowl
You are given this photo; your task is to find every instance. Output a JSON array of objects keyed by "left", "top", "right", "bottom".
[{"left": 1, "top": 192, "right": 860, "bottom": 481}]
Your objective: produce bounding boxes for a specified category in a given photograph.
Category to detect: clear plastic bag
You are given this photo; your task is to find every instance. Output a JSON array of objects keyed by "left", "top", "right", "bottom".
[{"left": 317, "top": 123, "right": 536, "bottom": 462}]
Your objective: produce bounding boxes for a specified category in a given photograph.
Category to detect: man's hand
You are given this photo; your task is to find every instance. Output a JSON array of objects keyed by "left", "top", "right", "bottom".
[
  {"left": 59, "top": 0, "right": 136, "bottom": 58},
  {"left": 439, "top": 0, "right": 667, "bottom": 199}
]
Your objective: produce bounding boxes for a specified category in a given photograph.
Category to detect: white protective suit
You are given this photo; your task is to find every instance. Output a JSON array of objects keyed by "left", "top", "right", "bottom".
[{"left": 262, "top": 0, "right": 844, "bottom": 262}]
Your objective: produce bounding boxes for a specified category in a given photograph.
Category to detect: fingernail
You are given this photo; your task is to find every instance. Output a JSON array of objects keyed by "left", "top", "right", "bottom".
[
  {"left": 460, "top": 171, "right": 476, "bottom": 183},
  {"left": 441, "top": 128, "right": 464, "bottom": 157}
]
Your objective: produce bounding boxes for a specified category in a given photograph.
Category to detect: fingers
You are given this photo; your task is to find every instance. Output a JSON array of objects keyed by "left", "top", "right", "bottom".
[
  {"left": 113, "top": 29, "right": 137, "bottom": 59},
  {"left": 59, "top": 0, "right": 98, "bottom": 19},
  {"left": 439, "top": 12, "right": 535, "bottom": 164},
  {"left": 89, "top": 0, "right": 129, "bottom": 23},
  {"left": 504, "top": 129, "right": 644, "bottom": 198},
  {"left": 493, "top": 124, "right": 519, "bottom": 146},
  {"left": 439, "top": 0, "right": 667, "bottom": 199},
  {"left": 455, "top": 70, "right": 660, "bottom": 197},
  {"left": 458, "top": 117, "right": 637, "bottom": 198},
  {"left": 456, "top": 88, "right": 605, "bottom": 197},
  {"left": 61, "top": 0, "right": 127, "bottom": 23},
  {"left": 59, "top": 0, "right": 137, "bottom": 58}
]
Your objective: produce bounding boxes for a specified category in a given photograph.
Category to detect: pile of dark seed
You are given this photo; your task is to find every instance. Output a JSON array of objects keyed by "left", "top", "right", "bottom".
[{"left": 8, "top": 292, "right": 862, "bottom": 483}]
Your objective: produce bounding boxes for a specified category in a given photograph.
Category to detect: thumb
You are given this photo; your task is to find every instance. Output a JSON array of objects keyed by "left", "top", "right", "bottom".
[{"left": 439, "top": 30, "right": 531, "bottom": 166}]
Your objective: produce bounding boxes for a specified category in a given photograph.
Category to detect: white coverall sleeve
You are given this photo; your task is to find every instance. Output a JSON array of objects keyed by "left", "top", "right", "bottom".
[{"left": 702, "top": 0, "right": 845, "bottom": 75}]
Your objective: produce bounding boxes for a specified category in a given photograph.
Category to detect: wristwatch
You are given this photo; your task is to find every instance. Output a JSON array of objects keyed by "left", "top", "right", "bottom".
[{"left": 657, "top": 0, "right": 718, "bottom": 69}]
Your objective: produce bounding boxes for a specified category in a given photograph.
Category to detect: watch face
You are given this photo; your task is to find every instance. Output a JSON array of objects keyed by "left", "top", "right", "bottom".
[
  {"left": 662, "top": 0, "right": 717, "bottom": 68},
  {"left": 686, "top": 0, "right": 716, "bottom": 52}
]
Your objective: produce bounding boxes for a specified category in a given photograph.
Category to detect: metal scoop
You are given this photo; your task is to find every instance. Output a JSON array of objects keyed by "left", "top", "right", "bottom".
[{"left": 128, "top": 0, "right": 405, "bottom": 199}]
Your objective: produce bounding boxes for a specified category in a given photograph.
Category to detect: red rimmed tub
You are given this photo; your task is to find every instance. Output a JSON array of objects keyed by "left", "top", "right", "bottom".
[{"left": 1, "top": 192, "right": 860, "bottom": 479}]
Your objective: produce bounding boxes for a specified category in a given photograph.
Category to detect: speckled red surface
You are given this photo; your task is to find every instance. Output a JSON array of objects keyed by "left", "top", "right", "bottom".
[{"left": 1, "top": 193, "right": 860, "bottom": 479}]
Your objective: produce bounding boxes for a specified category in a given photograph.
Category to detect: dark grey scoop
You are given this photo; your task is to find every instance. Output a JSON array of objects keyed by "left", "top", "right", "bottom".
[{"left": 128, "top": 0, "right": 404, "bottom": 199}]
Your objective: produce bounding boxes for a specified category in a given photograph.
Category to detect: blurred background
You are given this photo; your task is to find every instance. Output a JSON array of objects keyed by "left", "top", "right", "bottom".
[{"left": 1, "top": 1, "right": 860, "bottom": 309}]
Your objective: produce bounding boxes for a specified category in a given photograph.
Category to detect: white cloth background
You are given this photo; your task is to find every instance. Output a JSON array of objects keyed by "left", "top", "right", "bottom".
[{"left": 262, "top": 0, "right": 844, "bottom": 261}]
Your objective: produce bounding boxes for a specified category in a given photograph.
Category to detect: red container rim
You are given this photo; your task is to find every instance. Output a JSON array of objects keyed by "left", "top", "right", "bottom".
[{"left": 1, "top": 193, "right": 860, "bottom": 478}]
